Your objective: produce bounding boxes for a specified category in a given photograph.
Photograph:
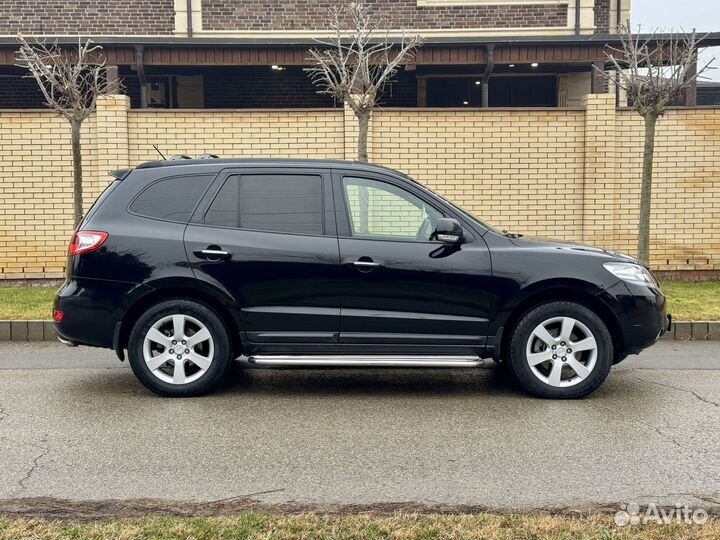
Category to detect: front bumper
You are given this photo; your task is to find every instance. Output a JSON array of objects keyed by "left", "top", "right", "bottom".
[{"left": 612, "top": 281, "right": 669, "bottom": 355}]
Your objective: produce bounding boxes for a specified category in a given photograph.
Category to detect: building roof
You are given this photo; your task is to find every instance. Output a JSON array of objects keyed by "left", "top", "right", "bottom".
[{"left": 2, "top": 32, "right": 720, "bottom": 48}]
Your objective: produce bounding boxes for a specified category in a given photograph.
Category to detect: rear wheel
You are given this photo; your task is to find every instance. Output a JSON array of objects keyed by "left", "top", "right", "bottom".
[
  {"left": 508, "top": 301, "right": 612, "bottom": 399},
  {"left": 128, "top": 300, "right": 232, "bottom": 396}
]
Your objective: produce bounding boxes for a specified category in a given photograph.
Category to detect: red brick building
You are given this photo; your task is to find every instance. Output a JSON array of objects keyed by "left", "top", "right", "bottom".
[{"left": 0, "top": 0, "right": 712, "bottom": 109}]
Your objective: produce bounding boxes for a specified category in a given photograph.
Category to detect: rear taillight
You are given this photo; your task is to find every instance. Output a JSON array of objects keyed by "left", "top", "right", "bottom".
[
  {"left": 68, "top": 231, "right": 108, "bottom": 256},
  {"left": 53, "top": 309, "right": 64, "bottom": 322}
]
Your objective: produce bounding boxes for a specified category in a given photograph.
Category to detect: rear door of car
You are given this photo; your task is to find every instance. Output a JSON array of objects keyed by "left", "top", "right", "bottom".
[{"left": 185, "top": 166, "right": 341, "bottom": 344}]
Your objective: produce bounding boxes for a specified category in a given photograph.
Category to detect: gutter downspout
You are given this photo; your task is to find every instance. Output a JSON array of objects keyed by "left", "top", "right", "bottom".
[
  {"left": 481, "top": 44, "right": 495, "bottom": 108},
  {"left": 186, "top": 0, "right": 193, "bottom": 38},
  {"left": 135, "top": 45, "right": 148, "bottom": 108},
  {"left": 575, "top": 0, "right": 581, "bottom": 35}
]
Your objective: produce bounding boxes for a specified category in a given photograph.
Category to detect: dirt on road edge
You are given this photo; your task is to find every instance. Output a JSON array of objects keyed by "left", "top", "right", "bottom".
[{"left": 1, "top": 496, "right": 718, "bottom": 521}]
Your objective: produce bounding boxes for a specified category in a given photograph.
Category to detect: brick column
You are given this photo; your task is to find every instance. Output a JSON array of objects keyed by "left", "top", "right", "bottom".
[
  {"left": 590, "top": 60, "right": 608, "bottom": 94},
  {"left": 95, "top": 95, "right": 130, "bottom": 197},
  {"left": 581, "top": 94, "right": 616, "bottom": 247}
]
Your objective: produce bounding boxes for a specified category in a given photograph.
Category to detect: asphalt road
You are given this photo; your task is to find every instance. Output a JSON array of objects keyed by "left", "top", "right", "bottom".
[{"left": 0, "top": 341, "right": 719, "bottom": 515}]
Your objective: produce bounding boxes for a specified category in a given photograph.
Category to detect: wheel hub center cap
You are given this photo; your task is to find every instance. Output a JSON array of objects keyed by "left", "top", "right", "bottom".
[{"left": 556, "top": 346, "right": 568, "bottom": 356}]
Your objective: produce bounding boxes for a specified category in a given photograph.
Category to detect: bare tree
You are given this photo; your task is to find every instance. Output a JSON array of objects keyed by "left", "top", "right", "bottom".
[
  {"left": 600, "top": 26, "right": 713, "bottom": 265},
  {"left": 16, "top": 36, "right": 109, "bottom": 227},
  {"left": 305, "top": 2, "right": 422, "bottom": 162}
]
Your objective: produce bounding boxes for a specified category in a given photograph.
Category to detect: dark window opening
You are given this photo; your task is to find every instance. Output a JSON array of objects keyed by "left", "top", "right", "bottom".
[{"left": 427, "top": 76, "right": 558, "bottom": 107}]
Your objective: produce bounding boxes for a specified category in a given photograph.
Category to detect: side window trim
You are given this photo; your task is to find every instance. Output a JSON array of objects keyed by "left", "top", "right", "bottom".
[{"left": 192, "top": 167, "right": 335, "bottom": 238}]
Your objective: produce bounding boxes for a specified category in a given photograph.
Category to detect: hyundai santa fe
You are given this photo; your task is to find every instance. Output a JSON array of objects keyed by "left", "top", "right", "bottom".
[{"left": 54, "top": 158, "right": 670, "bottom": 398}]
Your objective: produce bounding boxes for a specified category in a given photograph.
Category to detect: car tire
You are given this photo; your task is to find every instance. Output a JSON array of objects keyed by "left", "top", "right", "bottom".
[
  {"left": 508, "top": 301, "right": 612, "bottom": 399},
  {"left": 128, "top": 299, "right": 232, "bottom": 397}
]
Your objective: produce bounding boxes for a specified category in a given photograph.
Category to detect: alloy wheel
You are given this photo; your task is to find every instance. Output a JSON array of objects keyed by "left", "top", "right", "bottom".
[
  {"left": 142, "top": 314, "right": 214, "bottom": 385},
  {"left": 525, "top": 316, "right": 598, "bottom": 388}
]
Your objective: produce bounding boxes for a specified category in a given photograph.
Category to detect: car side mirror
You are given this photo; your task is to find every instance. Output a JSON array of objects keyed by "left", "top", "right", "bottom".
[{"left": 432, "top": 218, "right": 463, "bottom": 244}]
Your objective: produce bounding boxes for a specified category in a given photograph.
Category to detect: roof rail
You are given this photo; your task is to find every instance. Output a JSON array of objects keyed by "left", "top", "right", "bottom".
[
  {"left": 169, "top": 154, "right": 193, "bottom": 160},
  {"left": 198, "top": 154, "right": 220, "bottom": 159}
]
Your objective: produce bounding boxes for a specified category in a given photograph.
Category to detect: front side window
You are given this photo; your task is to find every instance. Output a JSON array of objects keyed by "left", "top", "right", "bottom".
[
  {"left": 342, "top": 177, "right": 443, "bottom": 241},
  {"left": 204, "top": 173, "right": 324, "bottom": 235},
  {"left": 129, "top": 175, "right": 213, "bottom": 223}
]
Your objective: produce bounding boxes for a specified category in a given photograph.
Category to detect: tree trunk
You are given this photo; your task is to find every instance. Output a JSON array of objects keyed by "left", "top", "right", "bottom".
[
  {"left": 356, "top": 110, "right": 371, "bottom": 163},
  {"left": 637, "top": 112, "right": 657, "bottom": 266},
  {"left": 70, "top": 119, "right": 84, "bottom": 228}
]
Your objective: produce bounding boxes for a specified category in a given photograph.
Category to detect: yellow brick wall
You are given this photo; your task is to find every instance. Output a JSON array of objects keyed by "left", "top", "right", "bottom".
[
  {"left": 127, "top": 109, "right": 345, "bottom": 164},
  {"left": 370, "top": 107, "right": 587, "bottom": 242},
  {"left": 0, "top": 111, "right": 97, "bottom": 279},
  {"left": 1, "top": 97, "right": 719, "bottom": 278},
  {"left": 614, "top": 108, "right": 720, "bottom": 270}
]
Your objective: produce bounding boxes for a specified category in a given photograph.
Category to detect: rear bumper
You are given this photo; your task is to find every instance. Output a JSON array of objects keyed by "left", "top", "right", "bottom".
[{"left": 54, "top": 278, "right": 148, "bottom": 349}]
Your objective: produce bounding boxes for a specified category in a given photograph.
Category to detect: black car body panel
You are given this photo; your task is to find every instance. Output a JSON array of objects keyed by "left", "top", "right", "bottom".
[{"left": 54, "top": 158, "right": 668, "bottom": 365}]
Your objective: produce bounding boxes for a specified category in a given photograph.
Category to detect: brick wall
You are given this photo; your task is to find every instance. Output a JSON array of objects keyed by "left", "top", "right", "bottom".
[
  {"left": 371, "top": 107, "right": 587, "bottom": 242},
  {"left": 594, "top": 0, "right": 610, "bottom": 32},
  {"left": 1, "top": 97, "right": 719, "bottom": 278},
  {"left": 0, "top": 0, "right": 174, "bottom": 34},
  {"left": 126, "top": 109, "right": 345, "bottom": 165},
  {"left": 614, "top": 108, "right": 720, "bottom": 269},
  {"left": 201, "top": 1, "right": 569, "bottom": 31},
  {"left": 0, "top": 112, "right": 98, "bottom": 278}
]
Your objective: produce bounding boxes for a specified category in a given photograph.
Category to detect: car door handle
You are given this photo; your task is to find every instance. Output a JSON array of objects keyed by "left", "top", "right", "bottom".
[
  {"left": 194, "top": 247, "right": 231, "bottom": 260},
  {"left": 353, "top": 260, "right": 381, "bottom": 268}
]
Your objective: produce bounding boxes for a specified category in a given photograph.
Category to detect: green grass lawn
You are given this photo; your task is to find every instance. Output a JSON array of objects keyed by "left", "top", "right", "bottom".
[
  {"left": 0, "top": 281, "right": 718, "bottom": 321},
  {"left": 659, "top": 281, "right": 720, "bottom": 321},
  {"left": 1, "top": 513, "right": 718, "bottom": 540},
  {"left": 0, "top": 286, "right": 56, "bottom": 319}
]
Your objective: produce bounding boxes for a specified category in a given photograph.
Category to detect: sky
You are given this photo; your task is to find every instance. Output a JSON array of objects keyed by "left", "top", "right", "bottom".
[{"left": 632, "top": 0, "right": 720, "bottom": 81}]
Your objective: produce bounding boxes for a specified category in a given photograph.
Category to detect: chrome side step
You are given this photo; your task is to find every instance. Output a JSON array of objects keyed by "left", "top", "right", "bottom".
[{"left": 247, "top": 355, "right": 486, "bottom": 367}]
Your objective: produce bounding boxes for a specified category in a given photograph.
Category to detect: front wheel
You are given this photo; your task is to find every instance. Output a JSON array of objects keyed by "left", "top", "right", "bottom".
[
  {"left": 508, "top": 301, "right": 613, "bottom": 399},
  {"left": 128, "top": 300, "right": 232, "bottom": 397}
]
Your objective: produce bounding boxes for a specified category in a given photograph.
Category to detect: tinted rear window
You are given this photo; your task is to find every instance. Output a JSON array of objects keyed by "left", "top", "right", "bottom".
[
  {"left": 129, "top": 175, "right": 213, "bottom": 223},
  {"left": 204, "top": 174, "right": 323, "bottom": 235}
]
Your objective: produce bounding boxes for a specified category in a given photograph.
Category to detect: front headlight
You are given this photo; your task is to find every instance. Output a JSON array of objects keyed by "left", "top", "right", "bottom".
[{"left": 603, "top": 262, "right": 656, "bottom": 286}]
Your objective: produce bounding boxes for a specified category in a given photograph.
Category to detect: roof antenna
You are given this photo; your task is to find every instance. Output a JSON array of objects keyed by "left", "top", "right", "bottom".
[{"left": 152, "top": 144, "right": 167, "bottom": 160}]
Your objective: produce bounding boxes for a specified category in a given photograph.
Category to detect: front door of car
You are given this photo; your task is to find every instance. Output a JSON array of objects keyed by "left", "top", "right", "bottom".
[
  {"left": 185, "top": 168, "right": 341, "bottom": 344},
  {"left": 332, "top": 171, "right": 494, "bottom": 351}
]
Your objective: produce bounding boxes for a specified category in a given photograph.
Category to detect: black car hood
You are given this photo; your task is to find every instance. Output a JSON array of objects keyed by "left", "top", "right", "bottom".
[{"left": 507, "top": 235, "right": 645, "bottom": 266}]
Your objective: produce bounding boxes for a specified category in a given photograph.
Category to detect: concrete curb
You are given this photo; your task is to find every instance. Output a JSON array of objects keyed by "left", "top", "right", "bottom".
[
  {"left": 0, "top": 321, "right": 57, "bottom": 342},
  {"left": 1, "top": 320, "right": 719, "bottom": 343}
]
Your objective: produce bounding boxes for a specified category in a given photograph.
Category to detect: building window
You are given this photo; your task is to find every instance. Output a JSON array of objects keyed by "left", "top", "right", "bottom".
[{"left": 426, "top": 76, "right": 558, "bottom": 107}]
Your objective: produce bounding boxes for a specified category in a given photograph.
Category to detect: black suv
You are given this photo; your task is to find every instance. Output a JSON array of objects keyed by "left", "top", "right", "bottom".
[{"left": 55, "top": 158, "right": 670, "bottom": 398}]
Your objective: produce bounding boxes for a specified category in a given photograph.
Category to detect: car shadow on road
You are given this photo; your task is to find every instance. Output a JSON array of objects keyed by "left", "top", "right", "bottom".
[{"left": 61, "top": 360, "right": 645, "bottom": 403}]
